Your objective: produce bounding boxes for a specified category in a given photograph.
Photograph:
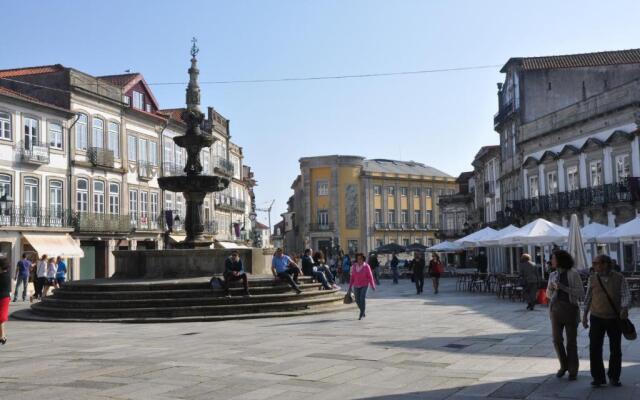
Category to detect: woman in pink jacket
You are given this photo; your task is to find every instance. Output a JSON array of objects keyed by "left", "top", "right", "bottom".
[{"left": 349, "top": 253, "right": 376, "bottom": 320}]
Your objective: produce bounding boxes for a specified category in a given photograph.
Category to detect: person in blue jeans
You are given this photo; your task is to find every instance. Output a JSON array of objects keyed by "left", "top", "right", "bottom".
[
  {"left": 271, "top": 248, "right": 302, "bottom": 294},
  {"left": 341, "top": 254, "right": 352, "bottom": 284},
  {"left": 13, "top": 253, "right": 31, "bottom": 302},
  {"left": 55, "top": 256, "right": 67, "bottom": 286}
]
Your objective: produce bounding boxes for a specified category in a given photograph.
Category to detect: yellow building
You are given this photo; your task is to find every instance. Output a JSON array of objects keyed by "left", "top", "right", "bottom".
[{"left": 286, "top": 156, "right": 457, "bottom": 255}]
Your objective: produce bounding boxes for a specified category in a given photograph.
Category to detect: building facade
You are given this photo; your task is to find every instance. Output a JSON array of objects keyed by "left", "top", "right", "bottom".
[{"left": 286, "top": 155, "right": 456, "bottom": 256}]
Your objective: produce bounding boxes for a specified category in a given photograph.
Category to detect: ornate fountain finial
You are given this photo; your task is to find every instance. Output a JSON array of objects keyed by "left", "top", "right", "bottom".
[{"left": 191, "top": 37, "right": 199, "bottom": 58}]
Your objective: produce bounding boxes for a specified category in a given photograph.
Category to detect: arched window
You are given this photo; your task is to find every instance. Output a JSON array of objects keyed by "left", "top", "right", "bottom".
[
  {"left": 76, "top": 113, "right": 88, "bottom": 150},
  {"left": 0, "top": 174, "right": 11, "bottom": 199},
  {"left": 76, "top": 178, "right": 88, "bottom": 212},
  {"left": 23, "top": 177, "right": 39, "bottom": 219},
  {"left": 109, "top": 183, "right": 120, "bottom": 214},
  {"left": 93, "top": 181, "right": 105, "bottom": 213},
  {"left": 49, "top": 180, "right": 63, "bottom": 213},
  {"left": 92, "top": 117, "right": 104, "bottom": 149},
  {"left": 108, "top": 122, "right": 120, "bottom": 158},
  {"left": 0, "top": 111, "right": 11, "bottom": 140}
]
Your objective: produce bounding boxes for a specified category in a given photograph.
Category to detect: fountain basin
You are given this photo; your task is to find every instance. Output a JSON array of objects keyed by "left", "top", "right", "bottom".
[{"left": 158, "top": 175, "right": 229, "bottom": 193}]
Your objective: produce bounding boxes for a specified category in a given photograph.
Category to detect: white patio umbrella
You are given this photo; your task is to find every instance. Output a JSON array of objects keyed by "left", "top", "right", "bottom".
[
  {"left": 567, "top": 214, "right": 588, "bottom": 271},
  {"left": 477, "top": 225, "right": 520, "bottom": 246},
  {"left": 581, "top": 222, "right": 612, "bottom": 243},
  {"left": 454, "top": 226, "right": 498, "bottom": 248},
  {"left": 498, "top": 218, "right": 569, "bottom": 246},
  {"left": 598, "top": 216, "right": 640, "bottom": 243},
  {"left": 427, "top": 241, "right": 462, "bottom": 252}
]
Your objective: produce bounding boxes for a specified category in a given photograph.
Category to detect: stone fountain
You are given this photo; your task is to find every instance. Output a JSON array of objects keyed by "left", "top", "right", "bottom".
[{"left": 158, "top": 39, "right": 229, "bottom": 249}]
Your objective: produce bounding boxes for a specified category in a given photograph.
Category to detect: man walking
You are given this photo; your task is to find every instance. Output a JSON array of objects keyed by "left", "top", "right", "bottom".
[
  {"left": 519, "top": 254, "right": 539, "bottom": 310},
  {"left": 412, "top": 252, "right": 426, "bottom": 294},
  {"left": 582, "top": 254, "right": 631, "bottom": 387},
  {"left": 390, "top": 253, "right": 400, "bottom": 284},
  {"left": 13, "top": 253, "right": 30, "bottom": 302},
  {"left": 368, "top": 253, "right": 380, "bottom": 285},
  {"left": 271, "top": 248, "right": 302, "bottom": 294}
]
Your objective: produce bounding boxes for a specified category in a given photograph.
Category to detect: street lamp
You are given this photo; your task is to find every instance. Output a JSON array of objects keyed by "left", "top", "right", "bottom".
[{"left": 248, "top": 212, "right": 257, "bottom": 247}]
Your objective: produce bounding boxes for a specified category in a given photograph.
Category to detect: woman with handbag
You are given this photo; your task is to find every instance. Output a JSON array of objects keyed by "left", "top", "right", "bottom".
[
  {"left": 582, "top": 254, "right": 633, "bottom": 387},
  {"left": 0, "top": 257, "right": 11, "bottom": 344},
  {"left": 428, "top": 253, "right": 443, "bottom": 294},
  {"left": 348, "top": 253, "right": 376, "bottom": 320}
]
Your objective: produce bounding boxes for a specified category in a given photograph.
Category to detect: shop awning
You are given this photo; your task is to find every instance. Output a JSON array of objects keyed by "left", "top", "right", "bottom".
[
  {"left": 23, "top": 233, "right": 84, "bottom": 257},
  {"left": 169, "top": 234, "right": 187, "bottom": 242},
  {"left": 216, "top": 241, "right": 251, "bottom": 249}
]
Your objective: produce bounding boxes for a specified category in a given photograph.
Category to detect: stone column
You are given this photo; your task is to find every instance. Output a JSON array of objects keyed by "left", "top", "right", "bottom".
[
  {"left": 603, "top": 147, "right": 613, "bottom": 184},
  {"left": 631, "top": 136, "right": 640, "bottom": 177},
  {"left": 538, "top": 164, "right": 546, "bottom": 196},
  {"left": 523, "top": 169, "right": 529, "bottom": 199},
  {"left": 579, "top": 153, "right": 588, "bottom": 188},
  {"left": 107, "top": 239, "right": 116, "bottom": 277},
  {"left": 129, "top": 239, "right": 137, "bottom": 251},
  {"left": 557, "top": 159, "right": 566, "bottom": 192}
]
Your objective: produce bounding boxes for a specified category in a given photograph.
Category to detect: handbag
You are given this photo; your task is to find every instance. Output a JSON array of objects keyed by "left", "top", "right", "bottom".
[
  {"left": 596, "top": 274, "right": 637, "bottom": 341},
  {"left": 343, "top": 289, "right": 354, "bottom": 304}
]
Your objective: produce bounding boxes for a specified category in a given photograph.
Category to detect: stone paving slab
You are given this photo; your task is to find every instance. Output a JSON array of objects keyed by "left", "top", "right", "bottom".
[{"left": 2, "top": 278, "right": 640, "bottom": 399}]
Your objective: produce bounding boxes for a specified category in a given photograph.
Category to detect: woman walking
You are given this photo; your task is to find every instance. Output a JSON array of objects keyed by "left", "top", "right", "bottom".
[
  {"left": 546, "top": 250, "right": 585, "bottom": 381},
  {"left": 42, "top": 257, "right": 58, "bottom": 297},
  {"left": 0, "top": 257, "right": 11, "bottom": 344},
  {"left": 348, "top": 253, "right": 376, "bottom": 320},
  {"left": 582, "top": 254, "right": 631, "bottom": 387},
  {"left": 428, "top": 253, "right": 443, "bottom": 294},
  {"left": 32, "top": 254, "right": 48, "bottom": 301}
]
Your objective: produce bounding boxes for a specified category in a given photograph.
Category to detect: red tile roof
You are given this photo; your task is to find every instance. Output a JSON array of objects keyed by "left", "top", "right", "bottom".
[
  {"left": 0, "top": 64, "right": 65, "bottom": 78},
  {"left": 97, "top": 73, "right": 140, "bottom": 88},
  {"left": 0, "top": 86, "right": 70, "bottom": 114},
  {"left": 501, "top": 49, "right": 640, "bottom": 72},
  {"left": 159, "top": 108, "right": 186, "bottom": 122}
]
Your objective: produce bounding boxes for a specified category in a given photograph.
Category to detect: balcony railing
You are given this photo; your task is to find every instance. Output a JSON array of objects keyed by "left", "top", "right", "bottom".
[
  {"left": 0, "top": 207, "right": 70, "bottom": 228},
  {"left": 88, "top": 147, "right": 115, "bottom": 168},
  {"left": 162, "top": 162, "right": 186, "bottom": 177},
  {"left": 73, "top": 212, "right": 131, "bottom": 233},
  {"left": 137, "top": 162, "right": 156, "bottom": 181},
  {"left": 214, "top": 194, "right": 246, "bottom": 211},
  {"left": 512, "top": 178, "right": 640, "bottom": 216},
  {"left": 18, "top": 141, "right": 50, "bottom": 164},
  {"left": 493, "top": 100, "right": 515, "bottom": 127},
  {"left": 309, "top": 223, "right": 334, "bottom": 231},
  {"left": 213, "top": 157, "right": 234, "bottom": 176},
  {"left": 372, "top": 223, "right": 437, "bottom": 231},
  {"left": 131, "top": 213, "right": 162, "bottom": 231}
]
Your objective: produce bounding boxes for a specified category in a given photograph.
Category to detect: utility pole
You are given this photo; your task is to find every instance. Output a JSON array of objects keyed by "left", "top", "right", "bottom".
[{"left": 255, "top": 199, "right": 275, "bottom": 230}]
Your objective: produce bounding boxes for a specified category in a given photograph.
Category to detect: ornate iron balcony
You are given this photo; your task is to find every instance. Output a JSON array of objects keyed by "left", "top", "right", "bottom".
[
  {"left": 88, "top": 147, "right": 115, "bottom": 168},
  {"left": 73, "top": 212, "right": 131, "bottom": 233},
  {"left": 137, "top": 162, "right": 156, "bottom": 181},
  {"left": 309, "top": 223, "right": 334, "bottom": 231},
  {"left": 0, "top": 206, "right": 70, "bottom": 228},
  {"left": 213, "top": 157, "right": 234, "bottom": 176},
  {"left": 18, "top": 141, "right": 50, "bottom": 164}
]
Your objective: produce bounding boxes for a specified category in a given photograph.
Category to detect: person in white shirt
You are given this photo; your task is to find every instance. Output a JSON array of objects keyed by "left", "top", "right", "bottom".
[
  {"left": 32, "top": 254, "right": 48, "bottom": 301},
  {"left": 42, "top": 257, "right": 58, "bottom": 297}
]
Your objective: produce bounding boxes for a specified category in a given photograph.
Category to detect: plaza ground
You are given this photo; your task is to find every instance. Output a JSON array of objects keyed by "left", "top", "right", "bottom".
[{"left": 1, "top": 279, "right": 640, "bottom": 400}]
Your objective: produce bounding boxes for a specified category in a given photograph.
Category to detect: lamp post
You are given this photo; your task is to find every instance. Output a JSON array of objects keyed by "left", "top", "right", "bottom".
[{"left": 249, "top": 212, "right": 257, "bottom": 247}]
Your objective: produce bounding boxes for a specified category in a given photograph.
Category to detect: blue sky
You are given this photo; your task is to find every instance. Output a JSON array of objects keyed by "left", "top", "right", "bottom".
[{"left": 3, "top": 0, "right": 640, "bottom": 225}]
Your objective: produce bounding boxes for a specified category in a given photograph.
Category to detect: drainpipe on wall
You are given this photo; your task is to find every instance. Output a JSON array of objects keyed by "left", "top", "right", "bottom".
[{"left": 66, "top": 113, "right": 80, "bottom": 281}]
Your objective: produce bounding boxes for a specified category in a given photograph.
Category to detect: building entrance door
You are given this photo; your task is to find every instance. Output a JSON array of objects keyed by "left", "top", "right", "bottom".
[{"left": 80, "top": 245, "right": 95, "bottom": 279}]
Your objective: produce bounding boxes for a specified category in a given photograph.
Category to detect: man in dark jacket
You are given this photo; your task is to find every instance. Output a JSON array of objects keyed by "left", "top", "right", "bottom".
[
  {"left": 390, "top": 253, "right": 400, "bottom": 284},
  {"left": 301, "top": 248, "right": 315, "bottom": 277},
  {"left": 519, "top": 253, "right": 539, "bottom": 310},
  {"left": 220, "top": 251, "right": 249, "bottom": 297},
  {"left": 368, "top": 253, "right": 380, "bottom": 285},
  {"left": 412, "top": 252, "right": 426, "bottom": 294}
]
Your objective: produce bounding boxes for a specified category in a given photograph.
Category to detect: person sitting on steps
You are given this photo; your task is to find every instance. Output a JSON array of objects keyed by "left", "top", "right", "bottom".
[
  {"left": 271, "top": 248, "right": 302, "bottom": 294},
  {"left": 218, "top": 251, "right": 250, "bottom": 297}
]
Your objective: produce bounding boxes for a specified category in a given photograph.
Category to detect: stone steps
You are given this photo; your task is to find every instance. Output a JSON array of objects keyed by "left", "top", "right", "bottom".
[{"left": 17, "top": 275, "right": 348, "bottom": 323}]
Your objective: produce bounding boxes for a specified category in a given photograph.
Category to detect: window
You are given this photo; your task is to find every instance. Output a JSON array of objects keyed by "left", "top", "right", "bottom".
[
  {"left": 48, "top": 122, "right": 63, "bottom": 149},
  {"left": 567, "top": 166, "right": 579, "bottom": 191},
  {"left": 387, "top": 209, "right": 396, "bottom": 223},
  {"left": 347, "top": 240, "right": 358, "bottom": 254},
  {"left": 23, "top": 177, "right": 38, "bottom": 216},
  {"left": 127, "top": 135, "right": 137, "bottom": 161},
  {"left": 76, "top": 179, "right": 88, "bottom": 212},
  {"left": 202, "top": 150, "right": 209, "bottom": 173},
  {"left": 93, "top": 181, "right": 105, "bottom": 213},
  {"left": 529, "top": 175, "right": 539, "bottom": 198},
  {"left": 374, "top": 209, "right": 382, "bottom": 223},
  {"left": 413, "top": 187, "right": 421, "bottom": 197},
  {"left": 109, "top": 183, "right": 120, "bottom": 214},
  {"left": 401, "top": 210, "right": 408, "bottom": 223},
  {"left": 0, "top": 111, "right": 10, "bottom": 140},
  {"left": 373, "top": 185, "right": 381, "bottom": 196},
  {"left": 0, "top": 174, "right": 11, "bottom": 200},
  {"left": 387, "top": 186, "right": 395, "bottom": 196},
  {"left": 92, "top": 118, "right": 104, "bottom": 148},
  {"left": 317, "top": 210, "right": 329, "bottom": 226},
  {"left": 123, "top": 95, "right": 130, "bottom": 106},
  {"left": 590, "top": 160, "right": 602, "bottom": 187},
  {"left": 400, "top": 187, "right": 408, "bottom": 197},
  {"left": 375, "top": 239, "right": 383, "bottom": 249},
  {"left": 133, "top": 91, "right": 144, "bottom": 109},
  {"left": 76, "top": 113, "right": 88, "bottom": 151},
  {"left": 426, "top": 211, "right": 433, "bottom": 226},
  {"left": 129, "top": 190, "right": 138, "bottom": 221},
  {"left": 49, "top": 180, "right": 63, "bottom": 214},
  {"left": 108, "top": 122, "right": 120, "bottom": 158},
  {"left": 24, "top": 117, "right": 38, "bottom": 149},
  {"left": 414, "top": 211, "right": 422, "bottom": 224},
  {"left": 164, "top": 138, "right": 174, "bottom": 167},
  {"left": 425, "top": 188, "right": 432, "bottom": 197},
  {"left": 403, "top": 238, "right": 410, "bottom": 247},
  {"left": 139, "top": 138, "right": 148, "bottom": 164},
  {"left": 317, "top": 181, "right": 329, "bottom": 196},
  {"left": 616, "top": 154, "right": 631, "bottom": 182},
  {"left": 165, "top": 192, "right": 173, "bottom": 211},
  {"left": 151, "top": 192, "right": 158, "bottom": 219},
  {"left": 140, "top": 191, "right": 148, "bottom": 220},
  {"left": 145, "top": 104, "right": 152, "bottom": 113},
  {"left": 149, "top": 141, "right": 157, "bottom": 166},
  {"left": 547, "top": 171, "right": 558, "bottom": 194}
]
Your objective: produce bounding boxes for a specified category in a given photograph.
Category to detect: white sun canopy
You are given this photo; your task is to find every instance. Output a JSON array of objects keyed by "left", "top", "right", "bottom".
[
  {"left": 22, "top": 233, "right": 84, "bottom": 258},
  {"left": 427, "top": 241, "right": 462, "bottom": 252},
  {"left": 597, "top": 217, "right": 640, "bottom": 243},
  {"left": 476, "top": 225, "right": 520, "bottom": 246},
  {"left": 455, "top": 226, "right": 498, "bottom": 248},
  {"left": 581, "top": 222, "right": 612, "bottom": 243},
  {"left": 498, "top": 218, "right": 569, "bottom": 246}
]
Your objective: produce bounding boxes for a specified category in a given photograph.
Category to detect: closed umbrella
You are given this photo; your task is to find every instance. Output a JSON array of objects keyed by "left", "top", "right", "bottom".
[{"left": 567, "top": 214, "right": 588, "bottom": 271}]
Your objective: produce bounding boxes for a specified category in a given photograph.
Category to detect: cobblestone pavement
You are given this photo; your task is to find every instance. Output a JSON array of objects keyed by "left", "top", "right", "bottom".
[{"left": 2, "top": 278, "right": 640, "bottom": 399}]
